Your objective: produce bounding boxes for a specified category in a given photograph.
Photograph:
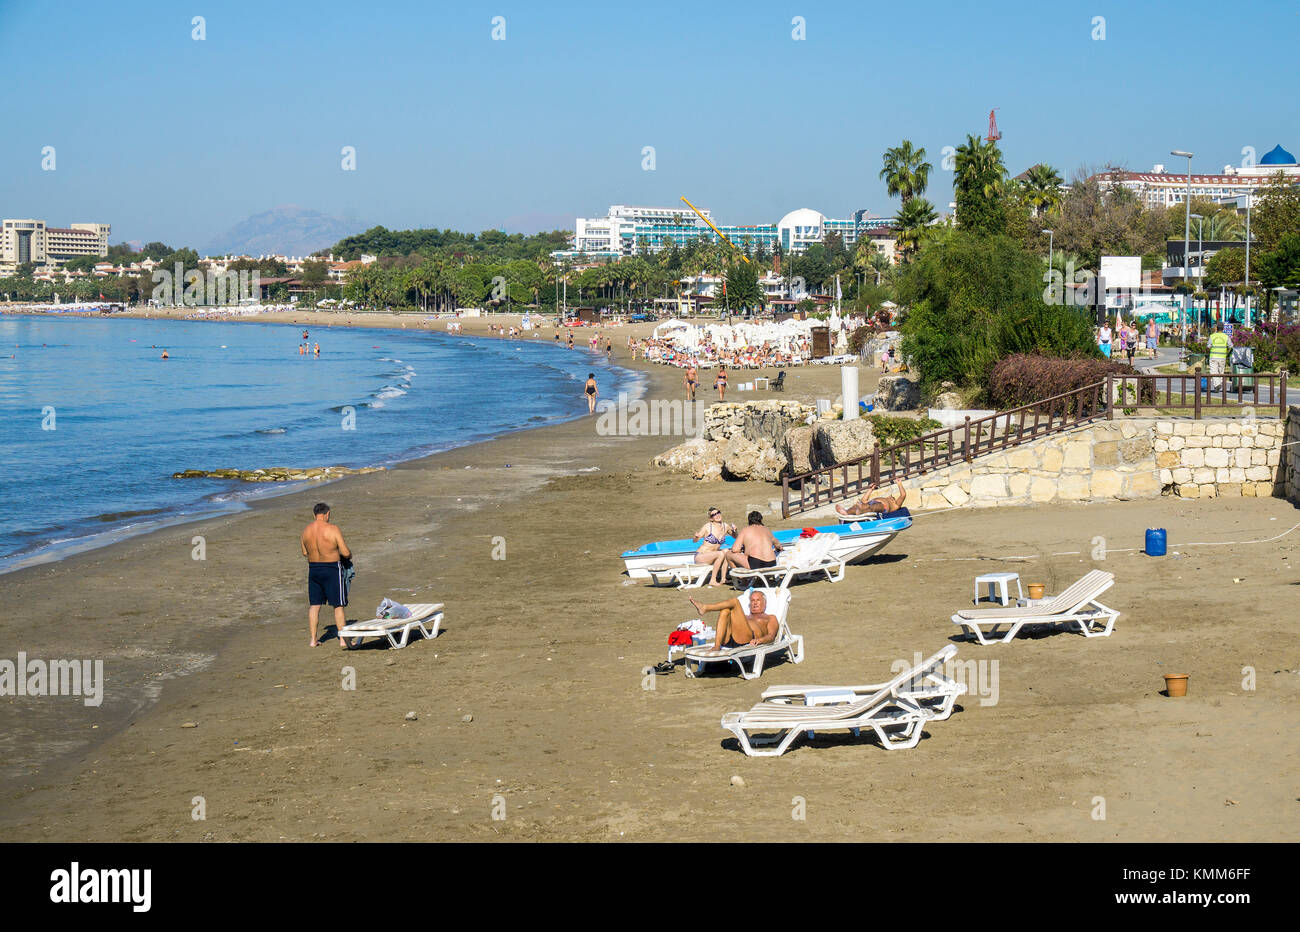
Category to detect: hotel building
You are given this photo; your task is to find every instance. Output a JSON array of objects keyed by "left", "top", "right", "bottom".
[
  {"left": 557, "top": 205, "right": 896, "bottom": 262},
  {"left": 1097, "top": 144, "right": 1299, "bottom": 210},
  {"left": 1, "top": 219, "right": 111, "bottom": 272}
]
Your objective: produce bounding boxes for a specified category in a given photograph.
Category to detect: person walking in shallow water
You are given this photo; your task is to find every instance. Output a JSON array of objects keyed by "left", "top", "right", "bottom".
[{"left": 584, "top": 372, "right": 599, "bottom": 414}]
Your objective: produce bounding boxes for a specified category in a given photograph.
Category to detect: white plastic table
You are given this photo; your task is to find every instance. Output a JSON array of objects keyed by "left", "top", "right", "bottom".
[
  {"left": 974, "top": 572, "right": 1022, "bottom": 606},
  {"left": 753, "top": 377, "right": 770, "bottom": 390}
]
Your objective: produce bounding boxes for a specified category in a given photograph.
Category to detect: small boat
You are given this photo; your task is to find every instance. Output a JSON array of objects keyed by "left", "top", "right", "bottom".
[{"left": 621, "top": 510, "right": 912, "bottom": 579}]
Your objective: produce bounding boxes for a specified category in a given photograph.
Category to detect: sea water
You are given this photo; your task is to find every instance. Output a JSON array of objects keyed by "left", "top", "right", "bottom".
[{"left": 0, "top": 314, "right": 640, "bottom": 571}]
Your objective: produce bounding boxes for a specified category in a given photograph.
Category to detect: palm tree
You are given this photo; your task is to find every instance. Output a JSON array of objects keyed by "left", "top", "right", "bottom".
[
  {"left": 954, "top": 134, "right": 1006, "bottom": 198},
  {"left": 895, "top": 198, "right": 938, "bottom": 261},
  {"left": 880, "top": 140, "right": 931, "bottom": 203},
  {"left": 1022, "top": 163, "right": 1064, "bottom": 216}
]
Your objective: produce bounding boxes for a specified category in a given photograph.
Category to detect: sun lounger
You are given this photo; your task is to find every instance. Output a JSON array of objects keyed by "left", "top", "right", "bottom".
[
  {"left": 728, "top": 533, "right": 845, "bottom": 590},
  {"left": 950, "top": 569, "right": 1119, "bottom": 645},
  {"left": 645, "top": 564, "right": 712, "bottom": 589},
  {"left": 682, "top": 587, "right": 802, "bottom": 680},
  {"left": 721, "top": 645, "right": 965, "bottom": 756},
  {"left": 338, "top": 602, "right": 444, "bottom": 649}
]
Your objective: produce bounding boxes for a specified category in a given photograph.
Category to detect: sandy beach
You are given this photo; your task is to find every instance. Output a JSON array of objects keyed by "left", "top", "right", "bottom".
[{"left": 1, "top": 309, "right": 1297, "bottom": 842}]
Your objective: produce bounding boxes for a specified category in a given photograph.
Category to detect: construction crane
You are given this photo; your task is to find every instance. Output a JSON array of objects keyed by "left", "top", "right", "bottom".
[
  {"left": 679, "top": 196, "right": 750, "bottom": 263},
  {"left": 986, "top": 108, "right": 1001, "bottom": 142}
]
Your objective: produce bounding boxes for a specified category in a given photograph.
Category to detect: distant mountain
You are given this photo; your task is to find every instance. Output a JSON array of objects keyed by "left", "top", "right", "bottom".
[{"left": 203, "top": 206, "right": 362, "bottom": 258}]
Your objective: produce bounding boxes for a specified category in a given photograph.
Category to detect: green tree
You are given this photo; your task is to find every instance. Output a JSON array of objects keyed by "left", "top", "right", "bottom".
[
  {"left": 953, "top": 135, "right": 1007, "bottom": 235},
  {"left": 1021, "top": 163, "right": 1064, "bottom": 216},
  {"left": 1053, "top": 171, "right": 1167, "bottom": 269},
  {"left": 719, "top": 260, "right": 763, "bottom": 315},
  {"left": 897, "top": 231, "right": 1097, "bottom": 391},
  {"left": 1251, "top": 171, "right": 1300, "bottom": 252},
  {"left": 880, "top": 140, "right": 931, "bottom": 203},
  {"left": 895, "top": 198, "right": 938, "bottom": 261}
]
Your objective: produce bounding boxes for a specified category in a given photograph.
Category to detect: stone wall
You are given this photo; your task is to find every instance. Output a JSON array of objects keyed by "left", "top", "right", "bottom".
[
  {"left": 904, "top": 415, "right": 1289, "bottom": 511},
  {"left": 1283, "top": 406, "right": 1300, "bottom": 504}
]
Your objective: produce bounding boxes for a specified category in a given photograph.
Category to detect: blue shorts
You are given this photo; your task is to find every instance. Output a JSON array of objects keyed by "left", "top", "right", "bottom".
[
  {"left": 1099, "top": 343, "right": 1112, "bottom": 357},
  {"left": 308, "top": 561, "right": 348, "bottom": 607}
]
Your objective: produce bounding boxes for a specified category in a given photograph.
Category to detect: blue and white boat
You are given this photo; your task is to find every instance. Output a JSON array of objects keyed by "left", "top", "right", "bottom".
[{"left": 620, "top": 510, "right": 912, "bottom": 578}]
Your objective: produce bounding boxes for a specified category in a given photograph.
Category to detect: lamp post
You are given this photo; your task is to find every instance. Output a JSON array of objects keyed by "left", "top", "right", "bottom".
[
  {"left": 1189, "top": 213, "right": 1202, "bottom": 328},
  {"left": 1244, "top": 189, "right": 1254, "bottom": 326},
  {"left": 1042, "top": 229, "right": 1054, "bottom": 291},
  {"left": 1171, "top": 150, "right": 1194, "bottom": 362}
]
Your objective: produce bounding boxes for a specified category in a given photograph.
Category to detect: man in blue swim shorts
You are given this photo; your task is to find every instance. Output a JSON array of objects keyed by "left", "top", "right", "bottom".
[{"left": 301, "top": 503, "right": 353, "bottom": 648}]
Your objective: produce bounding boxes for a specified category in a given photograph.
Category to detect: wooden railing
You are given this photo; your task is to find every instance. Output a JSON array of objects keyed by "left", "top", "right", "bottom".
[{"left": 780, "top": 368, "right": 1290, "bottom": 518}]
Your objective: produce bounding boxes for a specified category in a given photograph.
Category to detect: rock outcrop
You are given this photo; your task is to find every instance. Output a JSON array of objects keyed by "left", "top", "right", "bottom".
[
  {"left": 655, "top": 400, "right": 815, "bottom": 482},
  {"left": 173, "top": 466, "right": 385, "bottom": 482},
  {"left": 876, "top": 375, "right": 920, "bottom": 411},
  {"left": 812, "top": 418, "right": 876, "bottom": 467}
]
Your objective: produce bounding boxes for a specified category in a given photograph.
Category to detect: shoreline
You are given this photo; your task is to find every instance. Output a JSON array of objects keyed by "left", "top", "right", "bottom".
[
  {"left": 4, "top": 309, "right": 1296, "bottom": 842},
  {"left": 0, "top": 310, "right": 649, "bottom": 576}
]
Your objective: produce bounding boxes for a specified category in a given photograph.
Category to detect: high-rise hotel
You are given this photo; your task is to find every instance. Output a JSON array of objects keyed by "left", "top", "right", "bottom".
[{"left": 1, "top": 219, "right": 111, "bottom": 272}]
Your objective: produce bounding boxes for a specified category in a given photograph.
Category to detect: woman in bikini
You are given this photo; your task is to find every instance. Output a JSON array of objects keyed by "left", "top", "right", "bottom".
[
  {"left": 715, "top": 365, "right": 728, "bottom": 402},
  {"left": 692, "top": 507, "right": 738, "bottom": 586},
  {"left": 584, "top": 373, "right": 598, "bottom": 414}
]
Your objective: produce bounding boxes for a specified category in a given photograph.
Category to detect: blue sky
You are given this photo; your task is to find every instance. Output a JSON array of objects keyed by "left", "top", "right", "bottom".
[{"left": 1, "top": 0, "right": 1296, "bottom": 249}]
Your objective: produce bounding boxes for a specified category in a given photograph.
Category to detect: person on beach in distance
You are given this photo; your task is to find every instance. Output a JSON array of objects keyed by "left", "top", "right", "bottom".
[
  {"left": 688, "top": 589, "right": 778, "bottom": 650},
  {"left": 584, "top": 372, "right": 598, "bottom": 414},
  {"left": 567, "top": 332, "right": 574, "bottom": 350},
  {"left": 715, "top": 364, "right": 728, "bottom": 401},
  {"left": 835, "top": 479, "right": 906, "bottom": 517},
  {"left": 313, "top": 342, "right": 321, "bottom": 357},
  {"left": 685, "top": 360, "right": 697, "bottom": 401},
  {"left": 726, "top": 511, "right": 782, "bottom": 573},
  {"left": 301, "top": 503, "right": 353, "bottom": 648},
  {"left": 692, "top": 507, "right": 737, "bottom": 586}
]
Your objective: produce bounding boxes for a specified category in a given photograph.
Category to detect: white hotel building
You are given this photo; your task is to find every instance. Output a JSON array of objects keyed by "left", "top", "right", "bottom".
[
  {"left": 1098, "top": 144, "right": 1299, "bottom": 210},
  {"left": 557, "top": 204, "right": 896, "bottom": 262},
  {"left": 1, "top": 219, "right": 111, "bottom": 272}
]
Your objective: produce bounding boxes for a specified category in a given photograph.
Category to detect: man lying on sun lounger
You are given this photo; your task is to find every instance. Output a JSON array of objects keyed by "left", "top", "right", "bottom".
[
  {"left": 688, "top": 590, "right": 778, "bottom": 650},
  {"left": 835, "top": 479, "right": 906, "bottom": 517}
]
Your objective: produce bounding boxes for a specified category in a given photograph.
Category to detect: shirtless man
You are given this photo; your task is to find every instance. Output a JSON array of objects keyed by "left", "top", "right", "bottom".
[
  {"left": 300, "top": 503, "right": 353, "bottom": 648},
  {"left": 727, "top": 511, "right": 782, "bottom": 573},
  {"left": 688, "top": 589, "right": 779, "bottom": 650},
  {"left": 684, "top": 361, "right": 698, "bottom": 401},
  {"left": 835, "top": 479, "right": 906, "bottom": 517}
]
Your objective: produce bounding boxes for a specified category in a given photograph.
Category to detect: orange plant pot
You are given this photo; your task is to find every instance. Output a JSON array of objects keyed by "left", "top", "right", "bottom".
[
  {"left": 1163, "top": 674, "right": 1189, "bottom": 697},
  {"left": 1026, "top": 583, "right": 1046, "bottom": 600}
]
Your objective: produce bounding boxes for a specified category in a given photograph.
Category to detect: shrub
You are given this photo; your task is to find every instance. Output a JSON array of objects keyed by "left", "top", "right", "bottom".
[
  {"left": 867, "top": 414, "right": 942, "bottom": 446},
  {"left": 848, "top": 324, "right": 882, "bottom": 355},
  {"left": 987, "top": 354, "right": 1151, "bottom": 414}
]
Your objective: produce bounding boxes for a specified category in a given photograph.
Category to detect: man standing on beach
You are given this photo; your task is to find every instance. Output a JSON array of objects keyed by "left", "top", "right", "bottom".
[
  {"left": 301, "top": 503, "right": 353, "bottom": 648},
  {"left": 685, "top": 361, "right": 697, "bottom": 401}
]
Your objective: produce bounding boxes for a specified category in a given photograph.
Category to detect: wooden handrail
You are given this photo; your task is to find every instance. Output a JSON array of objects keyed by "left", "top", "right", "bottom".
[{"left": 780, "top": 370, "right": 1292, "bottom": 518}]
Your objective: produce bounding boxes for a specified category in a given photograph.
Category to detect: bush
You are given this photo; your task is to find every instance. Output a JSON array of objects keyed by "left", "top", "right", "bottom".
[
  {"left": 897, "top": 231, "right": 1097, "bottom": 392},
  {"left": 848, "top": 324, "right": 884, "bottom": 355},
  {"left": 987, "top": 354, "right": 1151, "bottom": 414},
  {"left": 869, "top": 414, "right": 942, "bottom": 446}
]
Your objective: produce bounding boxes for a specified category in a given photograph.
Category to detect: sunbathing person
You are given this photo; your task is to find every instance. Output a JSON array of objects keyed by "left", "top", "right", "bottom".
[
  {"left": 835, "top": 479, "right": 906, "bottom": 517},
  {"left": 726, "top": 510, "right": 782, "bottom": 573},
  {"left": 688, "top": 589, "right": 778, "bottom": 650},
  {"left": 692, "top": 507, "right": 737, "bottom": 586}
]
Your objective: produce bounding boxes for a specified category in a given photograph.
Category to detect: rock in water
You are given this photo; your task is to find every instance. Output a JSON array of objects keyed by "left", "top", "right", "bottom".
[{"left": 172, "top": 465, "right": 386, "bottom": 482}]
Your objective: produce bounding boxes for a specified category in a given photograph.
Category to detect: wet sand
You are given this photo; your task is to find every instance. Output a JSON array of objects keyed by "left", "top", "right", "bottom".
[{"left": 1, "top": 311, "right": 1297, "bottom": 841}]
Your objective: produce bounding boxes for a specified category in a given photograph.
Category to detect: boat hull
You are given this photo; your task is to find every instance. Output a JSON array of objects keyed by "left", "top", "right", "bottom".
[{"left": 621, "top": 513, "right": 911, "bottom": 578}]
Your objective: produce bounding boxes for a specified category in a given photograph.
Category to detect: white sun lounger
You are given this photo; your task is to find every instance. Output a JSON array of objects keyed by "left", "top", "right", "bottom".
[
  {"left": 339, "top": 602, "right": 444, "bottom": 649},
  {"left": 645, "top": 564, "right": 713, "bottom": 589},
  {"left": 728, "top": 533, "right": 845, "bottom": 590},
  {"left": 721, "top": 645, "right": 965, "bottom": 757},
  {"left": 951, "top": 569, "right": 1119, "bottom": 645},
  {"left": 681, "top": 588, "right": 802, "bottom": 680}
]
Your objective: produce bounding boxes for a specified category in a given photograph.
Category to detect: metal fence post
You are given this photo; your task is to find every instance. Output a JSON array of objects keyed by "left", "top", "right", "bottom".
[
  {"left": 870, "top": 442, "right": 880, "bottom": 487},
  {"left": 1105, "top": 373, "right": 1113, "bottom": 420},
  {"left": 963, "top": 416, "right": 971, "bottom": 462},
  {"left": 1281, "top": 369, "right": 1289, "bottom": 421}
]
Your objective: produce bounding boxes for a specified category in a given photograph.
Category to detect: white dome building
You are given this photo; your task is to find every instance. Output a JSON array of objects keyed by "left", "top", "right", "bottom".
[{"left": 777, "top": 208, "right": 827, "bottom": 253}]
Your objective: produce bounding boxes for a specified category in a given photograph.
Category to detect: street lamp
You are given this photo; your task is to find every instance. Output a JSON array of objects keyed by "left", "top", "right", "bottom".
[
  {"left": 1171, "top": 150, "right": 1194, "bottom": 362},
  {"left": 1244, "top": 189, "right": 1255, "bottom": 326},
  {"left": 1189, "top": 212, "right": 1203, "bottom": 327}
]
